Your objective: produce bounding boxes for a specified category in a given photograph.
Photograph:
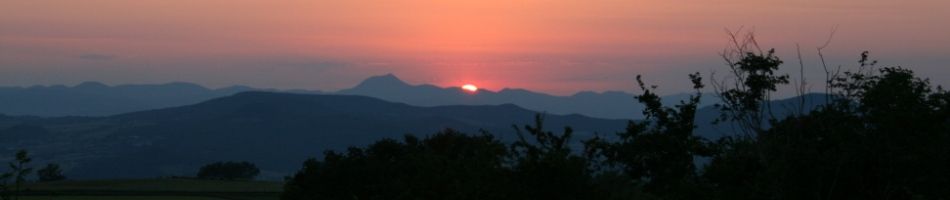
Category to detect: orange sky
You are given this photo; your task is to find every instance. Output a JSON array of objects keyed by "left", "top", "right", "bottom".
[{"left": 1, "top": 0, "right": 949, "bottom": 95}]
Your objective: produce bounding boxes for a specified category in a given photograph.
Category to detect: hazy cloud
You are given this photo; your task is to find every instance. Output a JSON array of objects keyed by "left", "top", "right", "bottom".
[{"left": 1, "top": 0, "right": 948, "bottom": 94}]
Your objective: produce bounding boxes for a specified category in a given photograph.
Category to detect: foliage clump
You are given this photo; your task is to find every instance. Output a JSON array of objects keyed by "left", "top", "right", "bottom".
[{"left": 36, "top": 163, "right": 66, "bottom": 182}]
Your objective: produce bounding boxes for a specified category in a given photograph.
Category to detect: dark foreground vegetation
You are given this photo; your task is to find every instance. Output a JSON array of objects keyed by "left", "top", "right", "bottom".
[
  {"left": 283, "top": 36, "right": 950, "bottom": 199},
  {"left": 0, "top": 151, "right": 270, "bottom": 200}
]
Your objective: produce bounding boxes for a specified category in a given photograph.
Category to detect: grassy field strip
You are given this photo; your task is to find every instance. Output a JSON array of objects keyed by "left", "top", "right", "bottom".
[
  {"left": 25, "top": 179, "right": 283, "bottom": 192},
  {"left": 20, "top": 179, "right": 283, "bottom": 200},
  {"left": 21, "top": 191, "right": 280, "bottom": 200},
  {"left": 21, "top": 196, "right": 229, "bottom": 200}
]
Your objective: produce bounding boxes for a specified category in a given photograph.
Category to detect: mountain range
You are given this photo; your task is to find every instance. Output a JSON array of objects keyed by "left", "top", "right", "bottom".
[
  {"left": 0, "top": 92, "right": 627, "bottom": 179},
  {"left": 0, "top": 90, "right": 827, "bottom": 180},
  {"left": 0, "top": 82, "right": 261, "bottom": 116},
  {"left": 339, "top": 74, "right": 718, "bottom": 119},
  {"left": 0, "top": 74, "right": 713, "bottom": 119},
  {"left": 0, "top": 75, "right": 828, "bottom": 180}
]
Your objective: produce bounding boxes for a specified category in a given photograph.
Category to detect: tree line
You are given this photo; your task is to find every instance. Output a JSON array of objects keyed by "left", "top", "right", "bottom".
[
  {"left": 0, "top": 151, "right": 259, "bottom": 200},
  {"left": 0, "top": 150, "right": 65, "bottom": 200},
  {"left": 282, "top": 35, "right": 950, "bottom": 199}
]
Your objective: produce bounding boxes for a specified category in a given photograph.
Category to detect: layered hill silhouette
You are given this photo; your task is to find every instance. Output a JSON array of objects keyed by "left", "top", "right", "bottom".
[
  {"left": 0, "top": 92, "right": 626, "bottom": 179},
  {"left": 0, "top": 74, "right": 713, "bottom": 119},
  {"left": 338, "top": 74, "right": 718, "bottom": 119},
  {"left": 0, "top": 89, "right": 828, "bottom": 180},
  {"left": 0, "top": 82, "right": 267, "bottom": 116}
]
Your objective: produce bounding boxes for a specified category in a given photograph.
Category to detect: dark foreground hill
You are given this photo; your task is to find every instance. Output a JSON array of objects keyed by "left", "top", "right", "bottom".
[{"left": 0, "top": 92, "right": 626, "bottom": 179}]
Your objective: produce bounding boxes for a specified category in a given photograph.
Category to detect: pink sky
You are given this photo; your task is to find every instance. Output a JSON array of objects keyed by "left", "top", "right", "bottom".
[{"left": 1, "top": 0, "right": 948, "bottom": 95}]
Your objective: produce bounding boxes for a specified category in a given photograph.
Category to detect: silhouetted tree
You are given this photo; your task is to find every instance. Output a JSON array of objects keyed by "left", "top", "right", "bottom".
[
  {"left": 196, "top": 161, "right": 260, "bottom": 180},
  {"left": 703, "top": 37, "right": 950, "bottom": 199},
  {"left": 712, "top": 30, "right": 790, "bottom": 135},
  {"left": 0, "top": 150, "right": 32, "bottom": 200},
  {"left": 0, "top": 163, "right": 9, "bottom": 200},
  {"left": 703, "top": 32, "right": 791, "bottom": 199},
  {"left": 586, "top": 73, "right": 712, "bottom": 199},
  {"left": 36, "top": 163, "right": 65, "bottom": 182},
  {"left": 510, "top": 114, "right": 594, "bottom": 200}
]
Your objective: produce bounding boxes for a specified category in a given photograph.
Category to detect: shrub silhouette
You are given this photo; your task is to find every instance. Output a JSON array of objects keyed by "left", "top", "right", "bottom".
[
  {"left": 510, "top": 115, "right": 594, "bottom": 200},
  {"left": 36, "top": 163, "right": 65, "bottom": 182},
  {"left": 702, "top": 49, "right": 950, "bottom": 199},
  {"left": 282, "top": 129, "right": 514, "bottom": 200},
  {"left": 585, "top": 73, "right": 712, "bottom": 199}
]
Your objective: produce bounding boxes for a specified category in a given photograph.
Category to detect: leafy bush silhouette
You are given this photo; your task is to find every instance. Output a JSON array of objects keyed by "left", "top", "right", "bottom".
[
  {"left": 36, "top": 163, "right": 66, "bottom": 182},
  {"left": 585, "top": 73, "right": 712, "bottom": 199},
  {"left": 282, "top": 129, "right": 513, "bottom": 200},
  {"left": 510, "top": 114, "right": 594, "bottom": 200},
  {"left": 704, "top": 46, "right": 950, "bottom": 199}
]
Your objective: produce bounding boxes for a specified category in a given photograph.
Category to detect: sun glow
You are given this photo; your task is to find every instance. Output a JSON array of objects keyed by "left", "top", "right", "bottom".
[{"left": 461, "top": 84, "right": 479, "bottom": 93}]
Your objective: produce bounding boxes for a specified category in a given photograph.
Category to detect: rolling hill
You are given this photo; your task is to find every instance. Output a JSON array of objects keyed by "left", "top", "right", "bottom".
[{"left": 0, "top": 92, "right": 627, "bottom": 179}]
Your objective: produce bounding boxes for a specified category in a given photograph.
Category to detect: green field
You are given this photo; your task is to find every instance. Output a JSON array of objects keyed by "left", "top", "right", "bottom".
[
  {"left": 22, "top": 196, "right": 226, "bottom": 200},
  {"left": 19, "top": 179, "right": 283, "bottom": 200}
]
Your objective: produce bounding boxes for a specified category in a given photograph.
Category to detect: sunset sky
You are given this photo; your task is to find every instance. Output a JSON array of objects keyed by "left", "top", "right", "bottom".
[{"left": 1, "top": 0, "right": 948, "bottom": 95}]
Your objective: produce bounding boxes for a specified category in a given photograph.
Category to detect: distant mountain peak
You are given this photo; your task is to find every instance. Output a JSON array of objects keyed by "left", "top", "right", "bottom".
[
  {"left": 354, "top": 73, "right": 410, "bottom": 89},
  {"left": 161, "top": 81, "right": 202, "bottom": 87},
  {"left": 155, "top": 82, "right": 209, "bottom": 90},
  {"left": 75, "top": 81, "right": 109, "bottom": 89},
  {"left": 498, "top": 88, "right": 531, "bottom": 93},
  {"left": 371, "top": 73, "right": 403, "bottom": 82}
]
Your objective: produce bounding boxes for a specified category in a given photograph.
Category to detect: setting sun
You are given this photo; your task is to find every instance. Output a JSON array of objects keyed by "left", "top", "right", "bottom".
[{"left": 461, "top": 84, "right": 478, "bottom": 92}]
